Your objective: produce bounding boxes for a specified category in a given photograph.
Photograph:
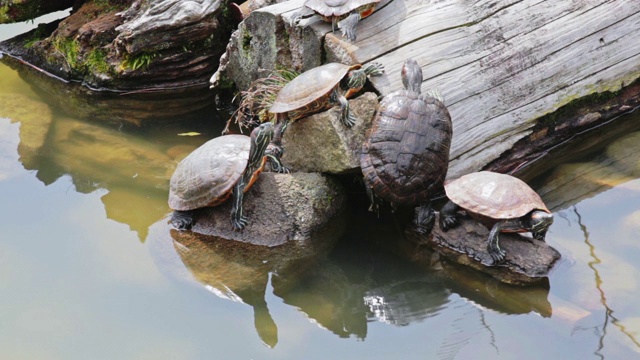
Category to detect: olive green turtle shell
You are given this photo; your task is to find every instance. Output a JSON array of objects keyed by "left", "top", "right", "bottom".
[
  {"left": 168, "top": 134, "right": 250, "bottom": 211},
  {"left": 361, "top": 91, "right": 452, "bottom": 208},
  {"left": 305, "top": 0, "right": 380, "bottom": 17},
  {"left": 269, "top": 62, "right": 361, "bottom": 118},
  {"left": 444, "top": 171, "right": 551, "bottom": 220}
]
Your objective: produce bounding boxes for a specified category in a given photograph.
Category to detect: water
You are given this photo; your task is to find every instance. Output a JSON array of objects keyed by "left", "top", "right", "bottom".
[{"left": 2, "top": 19, "right": 640, "bottom": 360}]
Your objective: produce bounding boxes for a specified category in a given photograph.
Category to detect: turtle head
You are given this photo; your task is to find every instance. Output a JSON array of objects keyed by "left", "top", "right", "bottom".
[
  {"left": 346, "top": 62, "right": 384, "bottom": 92},
  {"left": 248, "top": 122, "right": 274, "bottom": 165},
  {"left": 401, "top": 58, "right": 423, "bottom": 93},
  {"left": 530, "top": 210, "right": 554, "bottom": 241}
]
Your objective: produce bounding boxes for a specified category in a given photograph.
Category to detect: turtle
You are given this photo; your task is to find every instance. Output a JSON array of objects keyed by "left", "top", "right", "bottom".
[
  {"left": 269, "top": 61, "right": 384, "bottom": 145},
  {"left": 439, "top": 171, "right": 554, "bottom": 264},
  {"left": 168, "top": 122, "right": 280, "bottom": 231},
  {"left": 297, "top": 0, "right": 381, "bottom": 42},
  {"left": 360, "top": 58, "right": 452, "bottom": 236}
]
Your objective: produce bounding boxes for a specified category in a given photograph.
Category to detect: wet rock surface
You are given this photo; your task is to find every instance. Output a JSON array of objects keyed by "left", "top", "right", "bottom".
[
  {"left": 406, "top": 214, "right": 561, "bottom": 286},
  {"left": 183, "top": 172, "right": 348, "bottom": 247}
]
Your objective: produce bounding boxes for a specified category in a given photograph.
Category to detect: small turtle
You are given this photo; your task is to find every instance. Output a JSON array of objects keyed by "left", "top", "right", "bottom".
[
  {"left": 269, "top": 61, "right": 383, "bottom": 143},
  {"left": 168, "top": 122, "right": 280, "bottom": 231},
  {"left": 298, "top": 0, "right": 381, "bottom": 41},
  {"left": 360, "top": 58, "right": 452, "bottom": 235},
  {"left": 439, "top": 171, "right": 554, "bottom": 263}
]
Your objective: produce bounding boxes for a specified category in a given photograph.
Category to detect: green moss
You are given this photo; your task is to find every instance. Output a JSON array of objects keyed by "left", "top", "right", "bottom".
[
  {"left": 53, "top": 37, "right": 81, "bottom": 69},
  {"left": 0, "top": 5, "right": 9, "bottom": 23},
  {"left": 122, "top": 52, "right": 158, "bottom": 71},
  {"left": 86, "top": 48, "right": 111, "bottom": 74},
  {"left": 242, "top": 32, "right": 253, "bottom": 52}
]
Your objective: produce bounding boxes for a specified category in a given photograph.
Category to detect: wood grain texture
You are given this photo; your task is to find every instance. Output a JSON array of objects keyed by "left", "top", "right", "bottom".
[{"left": 216, "top": 0, "right": 640, "bottom": 177}]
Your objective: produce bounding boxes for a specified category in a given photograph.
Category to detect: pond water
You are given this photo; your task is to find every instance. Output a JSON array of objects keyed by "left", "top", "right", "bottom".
[{"left": 2, "top": 18, "right": 640, "bottom": 360}]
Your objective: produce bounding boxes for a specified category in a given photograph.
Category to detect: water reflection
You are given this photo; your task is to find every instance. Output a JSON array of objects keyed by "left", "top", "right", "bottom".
[
  {"left": 0, "top": 61, "right": 223, "bottom": 240},
  {"left": 147, "top": 216, "right": 342, "bottom": 348},
  {"left": 0, "top": 55, "right": 217, "bottom": 127}
]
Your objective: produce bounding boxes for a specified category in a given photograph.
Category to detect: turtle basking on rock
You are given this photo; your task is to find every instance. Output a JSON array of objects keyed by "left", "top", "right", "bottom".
[
  {"left": 293, "top": 0, "right": 381, "bottom": 41},
  {"left": 360, "top": 58, "right": 452, "bottom": 236},
  {"left": 439, "top": 171, "right": 554, "bottom": 264},
  {"left": 269, "top": 61, "right": 383, "bottom": 148},
  {"left": 168, "top": 122, "right": 283, "bottom": 231}
]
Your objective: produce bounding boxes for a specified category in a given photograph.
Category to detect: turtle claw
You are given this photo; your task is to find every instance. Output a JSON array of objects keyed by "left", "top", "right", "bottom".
[
  {"left": 232, "top": 215, "right": 249, "bottom": 231},
  {"left": 414, "top": 205, "right": 435, "bottom": 235},
  {"left": 341, "top": 110, "right": 357, "bottom": 127},
  {"left": 489, "top": 248, "right": 507, "bottom": 264},
  {"left": 439, "top": 215, "right": 458, "bottom": 231},
  {"left": 337, "top": 12, "right": 360, "bottom": 42},
  {"left": 171, "top": 211, "right": 194, "bottom": 230}
]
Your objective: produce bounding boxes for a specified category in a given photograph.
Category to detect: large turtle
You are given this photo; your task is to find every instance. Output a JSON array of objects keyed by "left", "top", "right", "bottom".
[
  {"left": 299, "top": 0, "right": 381, "bottom": 41},
  {"left": 360, "top": 58, "right": 452, "bottom": 235},
  {"left": 168, "top": 122, "right": 280, "bottom": 231},
  {"left": 269, "top": 61, "right": 384, "bottom": 144},
  {"left": 439, "top": 171, "right": 554, "bottom": 263}
]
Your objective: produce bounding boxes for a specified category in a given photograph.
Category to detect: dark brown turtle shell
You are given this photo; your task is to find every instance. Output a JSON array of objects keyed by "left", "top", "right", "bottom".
[
  {"left": 360, "top": 90, "right": 453, "bottom": 207},
  {"left": 269, "top": 62, "right": 362, "bottom": 121},
  {"left": 444, "top": 171, "right": 551, "bottom": 220},
  {"left": 305, "top": 0, "right": 380, "bottom": 19},
  {"left": 168, "top": 134, "right": 263, "bottom": 211}
]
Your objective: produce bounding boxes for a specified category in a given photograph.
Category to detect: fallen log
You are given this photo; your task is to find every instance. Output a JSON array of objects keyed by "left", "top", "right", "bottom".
[{"left": 212, "top": 0, "right": 640, "bottom": 178}]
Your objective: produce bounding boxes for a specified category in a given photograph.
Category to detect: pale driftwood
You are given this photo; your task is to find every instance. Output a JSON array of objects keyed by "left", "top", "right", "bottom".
[{"left": 212, "top": 0, "right": 640, "bottom": 178}]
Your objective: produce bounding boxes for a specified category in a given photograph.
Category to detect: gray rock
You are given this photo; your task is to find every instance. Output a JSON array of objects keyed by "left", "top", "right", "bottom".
[
  {"left": 186, "top": 172, "right": 348, "bottom": 247},
  {"left": 281, "top": 92, "right": 378, "bottom": 174}
]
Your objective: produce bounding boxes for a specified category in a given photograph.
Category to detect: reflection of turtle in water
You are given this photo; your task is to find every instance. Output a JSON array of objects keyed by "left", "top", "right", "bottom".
[
  {"left": 168, "top": 122, "right": 280, "bottom": 231},
  {"left": 295, "top": 0, "right": 382, "bottom": 41},
  {"left": 440, "top": 171, "right": 554, "bottom": 263},
  {"left": 360, "top": 58, "right": 452, "bottom": 235}
]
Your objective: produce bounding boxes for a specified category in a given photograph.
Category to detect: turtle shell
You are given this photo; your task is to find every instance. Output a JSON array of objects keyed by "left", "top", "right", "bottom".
[
  {"left": 269, "top": 62, "right": 361, "bottom": 118},
  {"left": 168, "top": 134, "right": 250, "bottom": 211},
  {"left": 361, "top": 90, "right": 452, "bottom": 207},
  {"left": 305, "top": 0, "right": 380, "bottom": 17},
  {"left": 444, "top": 171, "right": 551, "bottom": 220}
]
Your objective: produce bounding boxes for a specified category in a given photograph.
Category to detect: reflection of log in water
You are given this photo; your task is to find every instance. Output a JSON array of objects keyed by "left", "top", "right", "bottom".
[
  {"left": 0, "top": 55, "right": 217, "bottom": 127},
  {"left": 573, "top": 206, "right": 640, "bottom": 356}
]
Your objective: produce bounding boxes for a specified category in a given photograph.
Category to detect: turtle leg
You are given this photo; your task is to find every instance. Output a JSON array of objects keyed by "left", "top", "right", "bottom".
[
  {"left": 265, "top": 148, "right": 290, "bottom": 173},
  {"left": 487, "top": 221, "right": 507, "bottom": 264},
  {"left": 414, "top": 203, "right": 435, "bottom": 235},
  {"left": 364, "top": 184, "right": 379, "bottom": 214},
  {"left": 330, "top": 88, "right": 356, "bottom": 127},
  {"left": 337, "top": 12, "right": 361, "bottom": 42},
  {"left": 439, "top": 200, "right": 460, "bottom": 231},
  {"left": 171, "top": 210, "right": 195, "bottom": 230},
  {"left": 267, "top": 114, "right": 290, "bottom": 172},
  {"left": 290, "top": 6, "right": 314, "bottom": 26},
  {"left": 230, "top": 177, "right": 249, "bottom": 230},
  {"left": 487, "top": 219, "right": 527, "bottom": 263}
]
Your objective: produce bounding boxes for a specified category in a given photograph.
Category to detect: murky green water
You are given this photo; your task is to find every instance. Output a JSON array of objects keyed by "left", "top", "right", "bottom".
[{"left": 2, "top": 18, "right": 640, "bottom": 360}]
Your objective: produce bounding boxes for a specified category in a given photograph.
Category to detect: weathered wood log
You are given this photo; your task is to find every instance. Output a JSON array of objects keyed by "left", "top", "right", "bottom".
[
  {"left": 0, "top": 0, "right": 75, "bottom": 24},
  {"left": 405, "top": 214, "right": 561, "bottom": 286},
  {"left": 213, "top": 0, "right": 640, "bottom": 178}
]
